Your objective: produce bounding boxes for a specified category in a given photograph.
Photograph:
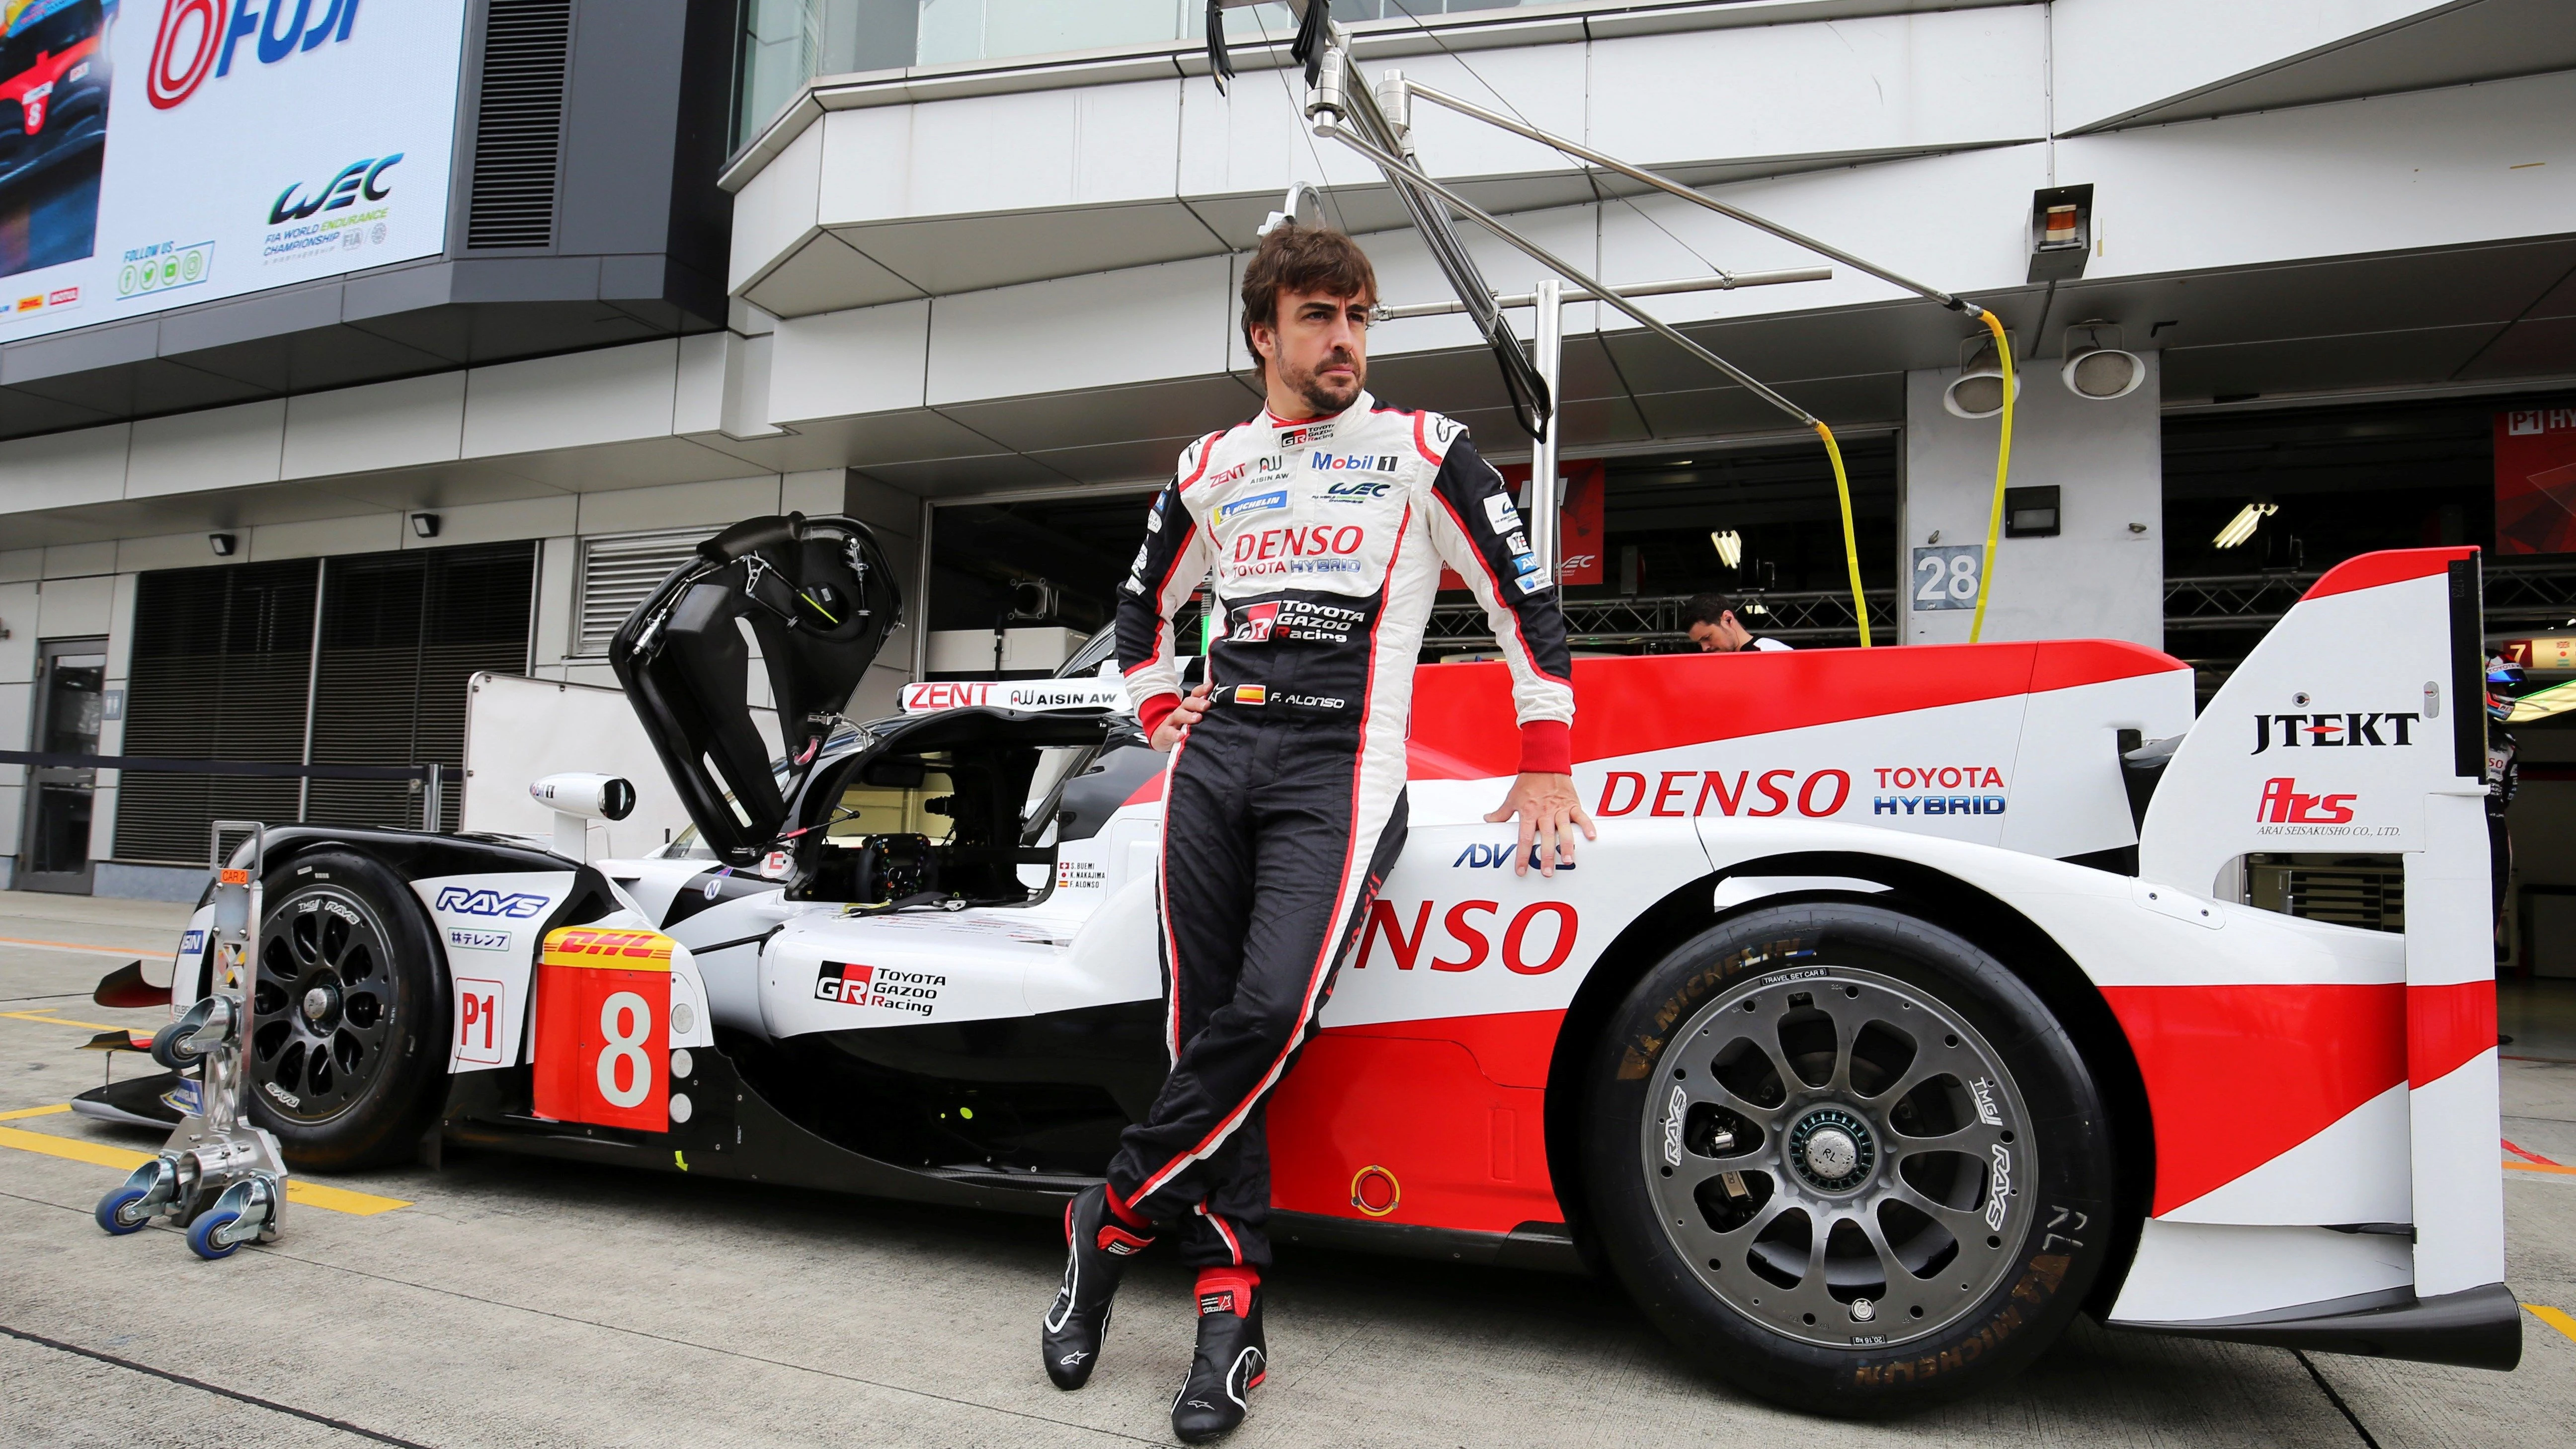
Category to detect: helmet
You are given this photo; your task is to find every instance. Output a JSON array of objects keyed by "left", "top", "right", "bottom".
[{"left": 2486, "top": 660, "right": 2524, "bottom": 723}]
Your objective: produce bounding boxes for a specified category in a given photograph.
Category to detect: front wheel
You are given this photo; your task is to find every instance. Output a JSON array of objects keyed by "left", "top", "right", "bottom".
[
  {"left": 1582, "top": 901, "right": 2114, "bottom": 1416},
  {"left": 246, "top": 852, "right": 450, "bottom": 1171}
]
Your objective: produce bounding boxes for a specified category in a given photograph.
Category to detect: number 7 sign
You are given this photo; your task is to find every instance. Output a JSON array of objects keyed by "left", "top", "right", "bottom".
[{"left": 533, "top": 927, "right": 674, "bottom": 1132}]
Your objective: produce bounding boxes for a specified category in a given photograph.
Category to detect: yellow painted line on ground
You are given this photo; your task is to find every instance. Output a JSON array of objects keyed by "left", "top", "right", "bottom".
[
  {"left": 0, "top": 1121, "right": 411, "bottom": 1215},
  {"left": 0, "top": 1009, "right": 134, "bottom": 1032},
  {"left": 0, "top": 1103, "right": 71, "bottom": 1121},
  {"left": 2506, "top": 1160, "right": 2576, "bottom": 1177},
  {"left": 0, "top": 934, "right": 143, "bottom": 958},
  {"left": 2530, "top": 1304, "right": 2576, "bottom": 1344}
]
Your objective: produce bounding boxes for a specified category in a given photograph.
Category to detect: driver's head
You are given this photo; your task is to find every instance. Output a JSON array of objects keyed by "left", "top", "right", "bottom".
[
  {"left": 1685, "top": 593, "right": 1752, "bottom": 652},
  {"left": 1241, "top": 223, "right": 1376, "bottom": 416}
]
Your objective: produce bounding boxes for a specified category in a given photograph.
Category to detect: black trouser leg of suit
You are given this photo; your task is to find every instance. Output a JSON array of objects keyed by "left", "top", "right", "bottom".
[{"left": 1105, "top": 705, "right": 1408, "bottom": 1271}]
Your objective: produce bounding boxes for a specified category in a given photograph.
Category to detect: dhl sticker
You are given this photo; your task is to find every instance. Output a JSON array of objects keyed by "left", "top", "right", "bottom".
[{"left": 541, "top": 926, "right": 675, "bottom": 971}]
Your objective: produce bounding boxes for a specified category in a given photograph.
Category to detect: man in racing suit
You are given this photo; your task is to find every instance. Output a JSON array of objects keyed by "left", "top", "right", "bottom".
[{"left": 1042, "top": 223, "right": 1589, "bottom": 1442}]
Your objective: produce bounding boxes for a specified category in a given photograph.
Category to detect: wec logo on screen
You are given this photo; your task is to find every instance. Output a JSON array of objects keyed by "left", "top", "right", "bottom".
[
  {"left": 271, "top": 155, "right": 400, "bottom": 224},
  {"left": 149, "top": 0, "right": 362, "bottom": 111}
]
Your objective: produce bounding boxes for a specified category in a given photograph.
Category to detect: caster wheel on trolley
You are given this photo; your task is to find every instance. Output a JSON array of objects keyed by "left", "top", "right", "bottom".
[
  {"left": 95, "top": 1186, "right": 151, "bottom": 1236},
  {"left": 186, "top": 1209, "right": 245, "bottom": 1260}
]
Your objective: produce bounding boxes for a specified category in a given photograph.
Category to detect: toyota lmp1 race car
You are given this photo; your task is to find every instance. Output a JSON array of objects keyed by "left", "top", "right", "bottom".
[{"left": 78, "top": 513, "right": 2519, "bottom": 1413}]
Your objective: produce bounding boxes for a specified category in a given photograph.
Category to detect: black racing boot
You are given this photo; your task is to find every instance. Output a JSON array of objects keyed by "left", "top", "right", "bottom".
[
  {"left": 1170, "top": 1278, "right": 1266, "bottom": 1443},
  {"left": 1043, "top": 1184, "right": 1154, "bottom": 1389}
]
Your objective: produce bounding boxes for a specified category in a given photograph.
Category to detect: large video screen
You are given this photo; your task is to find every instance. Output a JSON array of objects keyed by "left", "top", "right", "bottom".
[{"left": 0, "top": 0, "right": 467, "bottom": 341}]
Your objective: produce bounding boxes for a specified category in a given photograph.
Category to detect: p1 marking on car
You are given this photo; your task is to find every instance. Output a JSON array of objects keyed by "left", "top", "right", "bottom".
[{"left": 80, "top": 518, "right": 2518, "bottom": 1414}]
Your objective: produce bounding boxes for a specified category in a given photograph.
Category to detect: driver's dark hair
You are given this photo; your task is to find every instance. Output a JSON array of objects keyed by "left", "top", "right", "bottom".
[
  {"left": 1241, "top": 223, "right": 1376, "bottom": 376},
  {"left": 1685, "top": 592, "right": 1741, "bottom": 627}
]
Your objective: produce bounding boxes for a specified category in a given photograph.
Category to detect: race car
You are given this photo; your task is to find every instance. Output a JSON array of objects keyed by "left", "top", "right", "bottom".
[
  {"left": 0, "top": 0, "right": 109, "bottom": 195},
  {"left": 79, "top": 513, "right": 2518, "bottom": 1413}
]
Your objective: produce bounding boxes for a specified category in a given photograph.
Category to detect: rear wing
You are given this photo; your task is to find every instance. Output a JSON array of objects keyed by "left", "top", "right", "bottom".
[{"left": 2139, "top": 547, "right": 2502, "bottom": 1305}]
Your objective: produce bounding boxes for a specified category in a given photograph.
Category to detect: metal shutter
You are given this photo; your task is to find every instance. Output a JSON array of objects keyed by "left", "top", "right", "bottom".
[
  {"left": 306, "top": 545, "right": 536, "bottom": 833},
  {"left": 575, "top": 530, "right": 701, "bottom": 656},
  {"left": 114, "top": 561, "right": 319, "bottom": 865},
  {"left": 466, "top": 0, "right": 573, "bottom": 249}
]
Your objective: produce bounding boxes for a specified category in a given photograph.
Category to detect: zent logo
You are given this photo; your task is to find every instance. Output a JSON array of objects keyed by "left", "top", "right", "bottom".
[
  {"left": 2258, "top": 777, "right": 2356, "bottom": 825},
  {"left": 270, "top": 155, "right": 400, "bottom": 224},
  {"left": 435, "top": 886, "right": 549, "bottom": 918},
  {"left": 151, "top": 0, "right": 364, "bottom": 111}
]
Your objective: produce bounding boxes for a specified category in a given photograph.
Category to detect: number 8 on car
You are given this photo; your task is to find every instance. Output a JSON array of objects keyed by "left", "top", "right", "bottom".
[{"left": 533, "top": 926, "right": 676, "bottom": 1131}]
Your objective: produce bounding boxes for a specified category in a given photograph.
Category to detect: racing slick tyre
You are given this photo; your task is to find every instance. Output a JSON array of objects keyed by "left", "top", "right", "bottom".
[
  {"left": 244, "top": 853, "right": 450, "bottom": 1172},
  {"left": 1582, "top": 901, "right": 2114, "bottom": 1417}
]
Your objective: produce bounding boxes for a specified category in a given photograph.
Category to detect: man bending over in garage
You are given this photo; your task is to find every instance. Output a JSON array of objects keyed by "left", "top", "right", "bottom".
[
  {"left": 1686, "top": 591, "right": 1793, "bottom": 653},
  {"left": 1041, "top": 222, "right": 1592, "bottom": 1442}
]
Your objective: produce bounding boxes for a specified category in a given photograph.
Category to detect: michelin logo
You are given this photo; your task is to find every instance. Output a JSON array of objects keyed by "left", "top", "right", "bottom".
[{"left": 1219, "top": 489, "right": 1289, "bottom": 522}]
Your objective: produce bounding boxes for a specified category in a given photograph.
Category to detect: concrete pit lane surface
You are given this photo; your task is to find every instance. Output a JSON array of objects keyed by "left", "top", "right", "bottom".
[{"left": 3, "top": 888, "right": 2573, "bottom": 1448}]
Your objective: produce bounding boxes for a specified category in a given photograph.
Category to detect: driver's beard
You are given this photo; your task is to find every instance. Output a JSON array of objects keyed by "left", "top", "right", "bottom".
[{"left": 1283, "top": 352, "right": 1363, "bottom": 415}]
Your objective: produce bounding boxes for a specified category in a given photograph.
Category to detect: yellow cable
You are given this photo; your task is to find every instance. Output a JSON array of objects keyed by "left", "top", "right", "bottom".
[
  {"left": 1815, "top": 420, "right": 1870, "bottom": 648},
  {"left": 1967, "top": 310, "right": 2014, "bottom": 644}
]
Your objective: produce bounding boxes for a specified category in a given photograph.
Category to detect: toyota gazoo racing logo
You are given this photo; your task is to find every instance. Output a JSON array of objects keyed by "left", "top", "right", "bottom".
[
  {"left": 270, "top": 154, "right": 400, "bottom": 224},
  {"left": 1278, "top": 421, "right": 1331, "bottom": 447},
  {"left": 1225, "top": 597, "right": 1361, "bottom": 645},
  {"left": 2251, "top": 710, "right": 2420, "bottom": 753},
  {"left": 434, "top": 886, "right": 549, "bottom": 919},
  {"left": 150, "top": 0, "right": 364, "bottom": 111},
  {"left": 815, "top": 961, "right": 944, "bottom": 1015}
]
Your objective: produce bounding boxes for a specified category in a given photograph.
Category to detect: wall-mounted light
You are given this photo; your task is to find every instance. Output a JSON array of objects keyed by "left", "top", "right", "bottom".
[
  {"left": 2060, "top": 321, "right": 2145, "bottom": 401},
  {"left": 208, "top": 533, "right": 237, "bottom": 556},
  {"left": 1710, "top": 530, "right": 1742, "bottom": 569},
  {"left": 1943, "top": 333, "right": 2021, "bottom": 419},
  {"left": 410, "top": 512, "right": 441, "bottom": 539},
  {"left": 2213, "top": 502, "right": 2278, "bottom": 550},
  {"left": 2003, "top": 485, "right": 2060, "bottom": 538},
  {"left": 2027, "top": 183, "right": 2093, "bottom": 283}
]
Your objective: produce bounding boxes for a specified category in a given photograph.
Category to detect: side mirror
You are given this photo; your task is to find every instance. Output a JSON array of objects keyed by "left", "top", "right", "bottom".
[{"left": 531, "top": 773, "right": 636, "bottom": 862}]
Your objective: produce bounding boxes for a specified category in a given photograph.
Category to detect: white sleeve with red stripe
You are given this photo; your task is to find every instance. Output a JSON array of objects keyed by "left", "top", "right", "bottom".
[
  {"left": 1113, "top": 435, "right": 1217, "bottom": 724},
  {"left": 1415, "top": 415, "right": 1576, "bottom": 767}
]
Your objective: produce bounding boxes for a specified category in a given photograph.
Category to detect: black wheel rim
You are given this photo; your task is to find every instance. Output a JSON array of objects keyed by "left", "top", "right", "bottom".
[
  {"left": 1640, "top": 964, "right": 2030, "bottom": 1350},
  {"left": 251, "top": 886, "right": 398, "bottom": 1125}
]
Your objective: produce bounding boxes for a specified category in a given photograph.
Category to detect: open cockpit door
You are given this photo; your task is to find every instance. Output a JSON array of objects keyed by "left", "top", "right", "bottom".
[{"left": 610, "top": 514, "right": 902, "bottom": 865}]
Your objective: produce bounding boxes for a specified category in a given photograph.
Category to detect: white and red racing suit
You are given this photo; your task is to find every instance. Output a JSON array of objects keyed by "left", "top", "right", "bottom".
[{"left": 1106, "top": 390, "right": 1575, "bottom": 1268}]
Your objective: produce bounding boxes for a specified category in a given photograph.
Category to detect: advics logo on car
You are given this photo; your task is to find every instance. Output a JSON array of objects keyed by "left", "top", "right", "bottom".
[
  {"left": 434, "top": 887, "right": 550, "bottom": 918},
  {"left": 150, "top": 0, "right": 363, "bottom": 111}
]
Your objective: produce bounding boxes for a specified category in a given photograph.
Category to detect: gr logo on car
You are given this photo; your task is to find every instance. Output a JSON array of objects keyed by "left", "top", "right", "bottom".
[{"left": 434, "top": 886, "right": 550, "bottom": 918}]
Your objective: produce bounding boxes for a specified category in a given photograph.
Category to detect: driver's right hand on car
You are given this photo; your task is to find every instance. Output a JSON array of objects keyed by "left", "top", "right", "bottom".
[{"left": 1151, "top": 681, "right": 1213, "bottom": 752}]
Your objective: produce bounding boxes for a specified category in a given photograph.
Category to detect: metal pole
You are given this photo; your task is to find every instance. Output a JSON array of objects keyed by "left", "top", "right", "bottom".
[
  {"left": 1374, "top": 268, "right": 1831, "bottom": 321},
  {"left": 1316, "top": 120, "right": 1820, "bottom": 428},
  {"left": 1397, "top": 80, "right": 1985, "bottom": 319},
  {"left": 1529, "top": 277, "right": 1562, "bottom": 578}
]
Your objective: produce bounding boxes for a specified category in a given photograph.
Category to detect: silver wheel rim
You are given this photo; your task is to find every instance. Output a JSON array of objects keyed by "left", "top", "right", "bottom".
[{"left": 1639, "top": 962, "right": 2030, "bottom": 1349}]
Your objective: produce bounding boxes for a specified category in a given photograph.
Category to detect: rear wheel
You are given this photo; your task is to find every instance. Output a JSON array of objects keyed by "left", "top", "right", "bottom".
[
  {"left": 1582, "top": 901, "right": 2113, "bottom": 1416},
  {"left": 247, "top": 853, "right": 449, "bottom": 1171}
]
